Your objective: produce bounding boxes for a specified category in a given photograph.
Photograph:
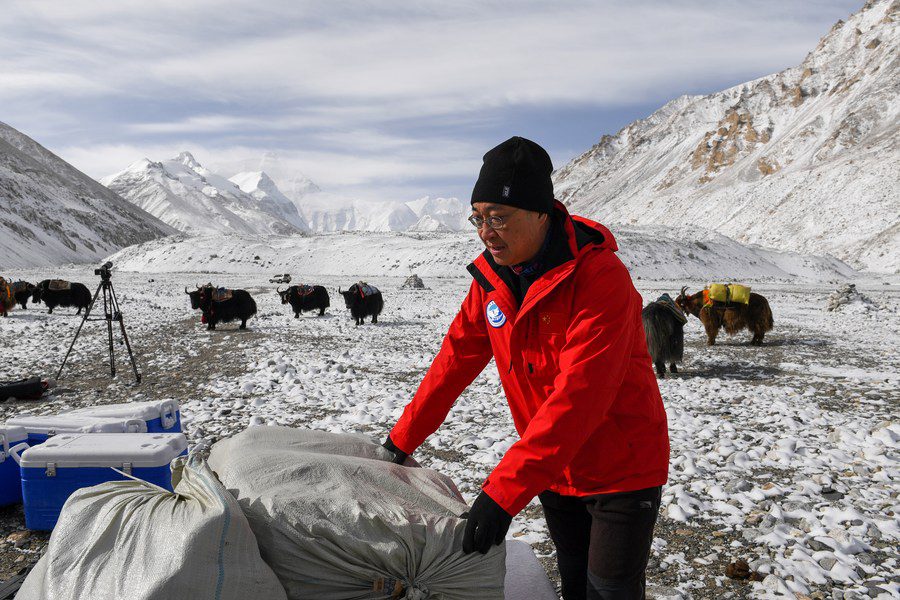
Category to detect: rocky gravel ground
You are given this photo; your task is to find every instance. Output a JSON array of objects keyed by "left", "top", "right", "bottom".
[{"left": 1, "top": 268, "right": 897, "bottom": 599}]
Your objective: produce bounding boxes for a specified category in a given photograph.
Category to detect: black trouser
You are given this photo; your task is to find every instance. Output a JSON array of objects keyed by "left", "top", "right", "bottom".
[{"left": 539, "top": 486, "right": 662, "bottom": 600}]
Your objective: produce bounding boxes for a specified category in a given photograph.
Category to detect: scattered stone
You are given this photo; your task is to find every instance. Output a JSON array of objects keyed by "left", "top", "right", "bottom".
[
  {"left": 725, "top": 479, "right": 753, "bottom": 493},
  {"left": 762, "top": 574, "right": 787, "bottom": 592},
  {"left": 819, "top": 557, "right": 838, "bottom": 570},
  {"left": 745, "top": 512, "right": 765, "bottom": 526},
  {"left": 822, "top": 487, "right": 845, "bottom": 501},
  {"left": 6, "top": 531, "right": 29, "bottom": 549},
  {"left": 825, "top": 284, "right": 880, "bottom": 312},
  {"left": 401, "top": 274, "right": 426, "bottom": 289},
  {"left": 725, "top": 559, "right": 764, "bottom": 581},
  {"left": 808, "top": 538, "right": 832, "bottom": 552}
]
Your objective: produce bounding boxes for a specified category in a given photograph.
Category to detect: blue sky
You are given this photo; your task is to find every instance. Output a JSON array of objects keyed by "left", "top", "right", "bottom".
[{"left": 1, "top": 0, "right": 862, "bottom": 202}]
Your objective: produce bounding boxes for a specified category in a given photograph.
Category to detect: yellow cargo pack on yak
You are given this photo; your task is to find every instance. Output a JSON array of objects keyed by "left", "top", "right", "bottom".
[{"left": 707, "top": 283, "right": 751, "bottom": 305}]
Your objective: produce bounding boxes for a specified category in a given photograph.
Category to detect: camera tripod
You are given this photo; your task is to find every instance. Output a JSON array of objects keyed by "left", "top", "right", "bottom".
[{"left": 56, "top": 266, "right": 141, "bottom": 383}]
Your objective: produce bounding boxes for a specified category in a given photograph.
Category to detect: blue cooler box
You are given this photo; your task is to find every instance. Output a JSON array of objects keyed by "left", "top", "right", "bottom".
[
  {"left": 20, "top": 432, "right": 188, "bottom": 531},
  {"left": 0, "top": 426, "right": 28, "bottom": 506},
  {"left": 5, "top": 414, "right": 148, "bottom": 445},
  {"left": 63, "top": 399, "right": 182, "bottom": 434}
]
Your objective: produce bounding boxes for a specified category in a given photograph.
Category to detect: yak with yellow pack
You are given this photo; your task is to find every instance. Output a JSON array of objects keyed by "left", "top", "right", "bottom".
[{"left": 676, "top": 283, "right": 774, "bottom": 346}]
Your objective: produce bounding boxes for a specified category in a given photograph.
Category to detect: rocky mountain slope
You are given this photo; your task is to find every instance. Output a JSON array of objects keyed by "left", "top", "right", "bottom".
[
  {"left": 0, "top": 121, "right": 175, "bottom": 269},
  {"left": 554, "top": 0, "right": 899, "bottom": 273}
]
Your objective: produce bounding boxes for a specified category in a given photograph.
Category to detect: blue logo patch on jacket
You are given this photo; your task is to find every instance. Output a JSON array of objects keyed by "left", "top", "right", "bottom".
[{"left": 486, "top": 300, "right": 507, "bottom": 328}]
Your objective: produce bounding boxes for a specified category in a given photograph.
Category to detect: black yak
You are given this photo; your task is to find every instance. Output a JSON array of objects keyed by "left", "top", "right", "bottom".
[
  {"left": 676, "top": 286, "right": 774, "bottom": 346},
  {"left": 197, "top": 286, "right": 257, "bottom": 330},
  {"left": 185, "top": 284, "right": 208, "bottom": 310},
  {"left": 32, "top": 279, "right": 92, "bottom": 314},
  {"left": 642, "top": 294, "right": 686, "bottom": 378},
  {"left": 278, "top": 285, "right": 329, "bottom": 317},
  {"left": 339, "top": 282, "right": 383, "bottom": 326},
  {"left": 12, "top": 281, "right": 36, "bottom": 309}
]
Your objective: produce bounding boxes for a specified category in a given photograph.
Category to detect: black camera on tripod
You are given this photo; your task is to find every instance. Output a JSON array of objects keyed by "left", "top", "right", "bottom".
[
  {"left": 57, "top": 259, "right": 140, "bottom": 383},
  {"left": 94, "top": 261, "right": 113, "bottom": 281}
]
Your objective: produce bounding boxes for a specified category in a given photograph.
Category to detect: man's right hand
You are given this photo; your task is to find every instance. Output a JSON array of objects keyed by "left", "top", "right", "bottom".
[{"left": 382, "top": 436, "right": 409, "bottom": 465}]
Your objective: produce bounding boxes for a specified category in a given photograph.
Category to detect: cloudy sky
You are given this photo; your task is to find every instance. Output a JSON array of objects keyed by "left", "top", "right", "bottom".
[{"left": 1, "top": 0, "right": 861, "bottom": 202}]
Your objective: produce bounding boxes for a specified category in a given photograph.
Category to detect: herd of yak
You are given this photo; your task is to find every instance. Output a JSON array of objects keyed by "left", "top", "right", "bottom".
[
  {"left": 182, "top": 282, "right": 385, "bottom": 329},
  {"left": 1, "top": 275, "right": 772, "bottom": 379},
  {"left": 0, "top": 279, "right": 92, "bottom": 316}
]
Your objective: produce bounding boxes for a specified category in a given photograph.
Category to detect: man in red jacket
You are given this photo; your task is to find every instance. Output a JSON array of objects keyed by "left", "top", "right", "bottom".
[{"left": 383, "top": 137, "right": 669, "bottom": 600}]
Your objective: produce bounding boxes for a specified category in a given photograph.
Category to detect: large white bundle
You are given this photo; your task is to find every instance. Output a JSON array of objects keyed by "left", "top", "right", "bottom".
[
  {"left": 208, "top": 427, "right": 506, "bottom": 600},
  {"left": 16, "top": 454, "right": 286, "bottom": 600}
]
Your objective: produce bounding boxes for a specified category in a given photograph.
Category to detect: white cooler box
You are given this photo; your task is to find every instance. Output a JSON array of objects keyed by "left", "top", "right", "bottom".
[
  {"left": 20, "top": 432, "right": 188, "bottom": 531},
  {"left": 62, "top": 399, "right": 181, "bottom": 434},
  {"left": 0, "top": 425, "right": 29, "bottom": 507},
  {"left": 6, "top": 414, "right": 148, "bottom": 445},
  {"left": 504, "top": 540, "right": 558, "bottom": 600}
]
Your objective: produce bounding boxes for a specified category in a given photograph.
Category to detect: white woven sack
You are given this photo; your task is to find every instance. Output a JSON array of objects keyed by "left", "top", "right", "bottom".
[{"left": 15, "top": 454, "right": 286, "bottom": 600}]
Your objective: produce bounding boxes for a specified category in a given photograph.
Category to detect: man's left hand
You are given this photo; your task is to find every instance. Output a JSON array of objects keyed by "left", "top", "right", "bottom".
[{"left": 462, "top": 491, "right": 513, "bottom": 554}]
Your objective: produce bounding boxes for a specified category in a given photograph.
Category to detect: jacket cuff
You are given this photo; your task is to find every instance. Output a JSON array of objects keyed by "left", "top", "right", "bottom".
[
  {"left": 386, "top": 428, "right": 415, "bottom": 456},
  {"left": 481, "top": 479, "right": 521, "bottom": 517}
]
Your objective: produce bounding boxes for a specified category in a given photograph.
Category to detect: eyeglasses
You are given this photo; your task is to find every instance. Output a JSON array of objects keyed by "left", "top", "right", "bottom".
[{"left": 468, "top": 214, "right": 509, "bottom": 230}]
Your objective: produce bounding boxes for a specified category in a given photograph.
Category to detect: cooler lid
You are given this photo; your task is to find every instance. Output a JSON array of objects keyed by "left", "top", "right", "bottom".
[
  {"left": 63, "top": 399, "right": 180, "bottom": 427},
  {"left": 0, "top": 425, "right": 27, "bottom": 446},
  {"left": 20, "top": 433, "right": 188, "bottom": 469},
  {"left": 6, "top": 414, "right": 148, "bottom": 435}
]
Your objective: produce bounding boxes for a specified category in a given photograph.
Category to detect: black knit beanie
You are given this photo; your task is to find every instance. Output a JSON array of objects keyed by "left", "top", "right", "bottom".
[{"left": 471, "top": 136, "right": 554, "bottom": 214}]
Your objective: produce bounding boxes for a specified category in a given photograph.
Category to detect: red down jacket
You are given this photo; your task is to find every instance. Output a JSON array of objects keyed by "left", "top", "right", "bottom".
[{"left": 390, "top": 203, "right": 669, "bottom": 516}]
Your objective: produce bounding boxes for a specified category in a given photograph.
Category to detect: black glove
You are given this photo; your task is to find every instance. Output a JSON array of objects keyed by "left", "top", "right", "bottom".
[
  {"left": 382, "top": 436, "right": 409, "bottom": 465},
  {"left": 462, "top": 491, "right": 513, "bottom": 554}
]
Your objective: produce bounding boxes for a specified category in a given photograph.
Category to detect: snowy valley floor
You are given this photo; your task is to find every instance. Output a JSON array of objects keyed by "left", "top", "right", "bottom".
[{"left": 0, "top": 268, "right": 897, "bottom": 599}]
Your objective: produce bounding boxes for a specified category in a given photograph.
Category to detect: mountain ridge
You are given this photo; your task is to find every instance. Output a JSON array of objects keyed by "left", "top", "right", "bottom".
[{"left": 554, "top": 0, "right": 899, "bottom": 273}]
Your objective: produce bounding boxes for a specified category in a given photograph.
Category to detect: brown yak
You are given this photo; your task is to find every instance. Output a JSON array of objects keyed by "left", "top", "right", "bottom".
[
  {"left": 0, "top": 277, "right": 14, "bottom": 317},
  {"left": 675, "top": 286, "right": 774, "bottom": 346}
]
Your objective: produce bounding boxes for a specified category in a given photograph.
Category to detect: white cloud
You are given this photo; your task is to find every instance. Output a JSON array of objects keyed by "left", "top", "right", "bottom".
[{"left": 2, "top": 0, "right": 865, "bottom": 200}]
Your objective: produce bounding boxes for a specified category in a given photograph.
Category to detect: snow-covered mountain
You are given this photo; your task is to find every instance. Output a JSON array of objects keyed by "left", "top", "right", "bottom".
[
  {"left": 0, "top": 121, "right": 175, "bottom": 269},
  {"left": 213, "top": 152, "right": 320, "bottom": 202},
  {"left": 297, "top": 193, "right": 419, "bottom": 233},
  {"left": 216, "top": 155, "right": 472, "bottom": 233},
  {"left": 406, "top": 196, "right": 470, "bottom": 232},
  {"left": 553, "top": 0, "right": 899, "bottom": 273},
  {"left": 151, "top": 151, "right": 469, "bottom": 234},
  {"left": 229, "top": 171, "right": 310, "bottom": 232},
  {"left": 102, "top": 152, "right": 307, "bottom": 236}
]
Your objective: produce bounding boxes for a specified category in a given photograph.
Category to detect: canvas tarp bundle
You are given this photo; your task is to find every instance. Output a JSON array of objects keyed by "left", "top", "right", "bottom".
[
  {"left": 207, "top": 427, "right": 506, "bottom": 600},
  {"left": 15, "top": 454, "right": 287, "bottom": 600}
]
